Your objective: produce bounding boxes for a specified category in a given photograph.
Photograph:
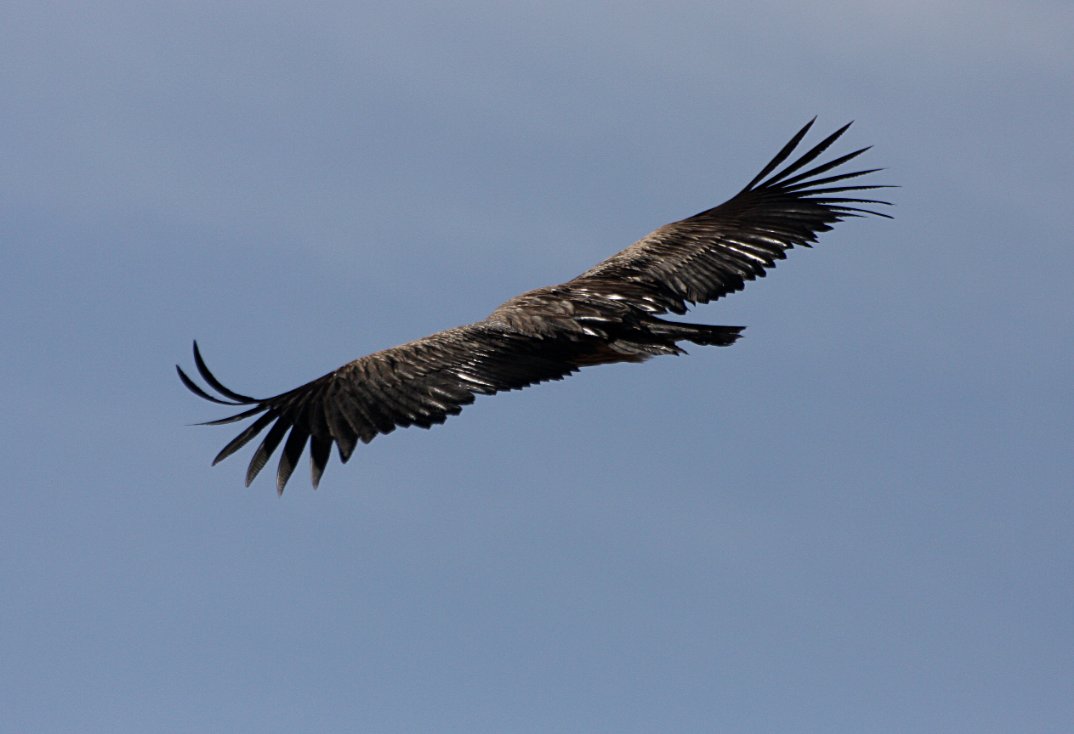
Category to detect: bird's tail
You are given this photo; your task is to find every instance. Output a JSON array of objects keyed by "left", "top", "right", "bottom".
[{"left": 647, "top": 319, "right": 745, "bottom": 347}]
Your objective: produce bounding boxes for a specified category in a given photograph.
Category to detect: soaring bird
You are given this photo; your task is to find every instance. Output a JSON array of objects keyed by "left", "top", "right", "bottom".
[{"left": 179, "top": 119, "right": 891, "bottom": 493}]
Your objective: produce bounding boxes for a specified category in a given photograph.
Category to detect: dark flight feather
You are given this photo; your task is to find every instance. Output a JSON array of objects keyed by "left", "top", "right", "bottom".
[{"left": 178, "top": 120, "right": 891, "bottom": 492}]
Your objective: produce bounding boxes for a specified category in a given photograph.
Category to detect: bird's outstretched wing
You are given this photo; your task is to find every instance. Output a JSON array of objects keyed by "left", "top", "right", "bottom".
[
  {"left": 571, "top": 118, "right": 892, "bottom": 314},
  {"left": 178, "top": 325, "right": 585, "bottom": 493}
]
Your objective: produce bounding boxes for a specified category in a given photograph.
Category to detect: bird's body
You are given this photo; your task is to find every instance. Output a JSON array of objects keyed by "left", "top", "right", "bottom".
[{"left": 179, "top": 119, "right": 891, "bottom": 492}]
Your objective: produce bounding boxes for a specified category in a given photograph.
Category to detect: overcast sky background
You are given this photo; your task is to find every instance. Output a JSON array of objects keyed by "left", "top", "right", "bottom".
[{"left": 3, "top": 2, "right": 1072, "bottom": 732}]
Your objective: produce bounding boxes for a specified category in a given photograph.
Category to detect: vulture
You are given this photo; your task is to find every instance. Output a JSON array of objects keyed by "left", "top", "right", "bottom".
[{"left": 179, "top": 119, "right": 891, "bottom": 493}]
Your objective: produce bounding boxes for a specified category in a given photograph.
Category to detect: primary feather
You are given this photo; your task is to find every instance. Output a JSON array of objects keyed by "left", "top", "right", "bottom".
[{"left": 178, "top": 119, "right": 891, "bottom": 492}]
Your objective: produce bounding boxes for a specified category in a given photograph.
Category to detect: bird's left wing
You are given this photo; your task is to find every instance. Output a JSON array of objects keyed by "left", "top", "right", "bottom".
[
  {"left": 178, "top": 323, "right": 583, "bottom": 493},
  {"left": 570, "top": 119, "right": 892, "bottom": 315}
]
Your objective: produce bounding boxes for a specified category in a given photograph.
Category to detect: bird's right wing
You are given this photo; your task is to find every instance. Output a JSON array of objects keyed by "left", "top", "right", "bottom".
[
  {"left": 177, "top": 324, "right": 583, "bottom": 493},
  {"left": 571, "top": 119, "right": 892, "bottom": 315}
]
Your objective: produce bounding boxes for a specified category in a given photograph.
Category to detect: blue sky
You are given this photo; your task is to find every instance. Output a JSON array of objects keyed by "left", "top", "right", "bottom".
[{"left": 3, "top": 2, "right": 1072, "bottom": 732}]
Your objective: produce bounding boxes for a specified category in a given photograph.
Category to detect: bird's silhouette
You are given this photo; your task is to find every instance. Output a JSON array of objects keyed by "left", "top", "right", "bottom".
[{"left": 179, "top": 119, "right": 891, "bottom": 492}]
